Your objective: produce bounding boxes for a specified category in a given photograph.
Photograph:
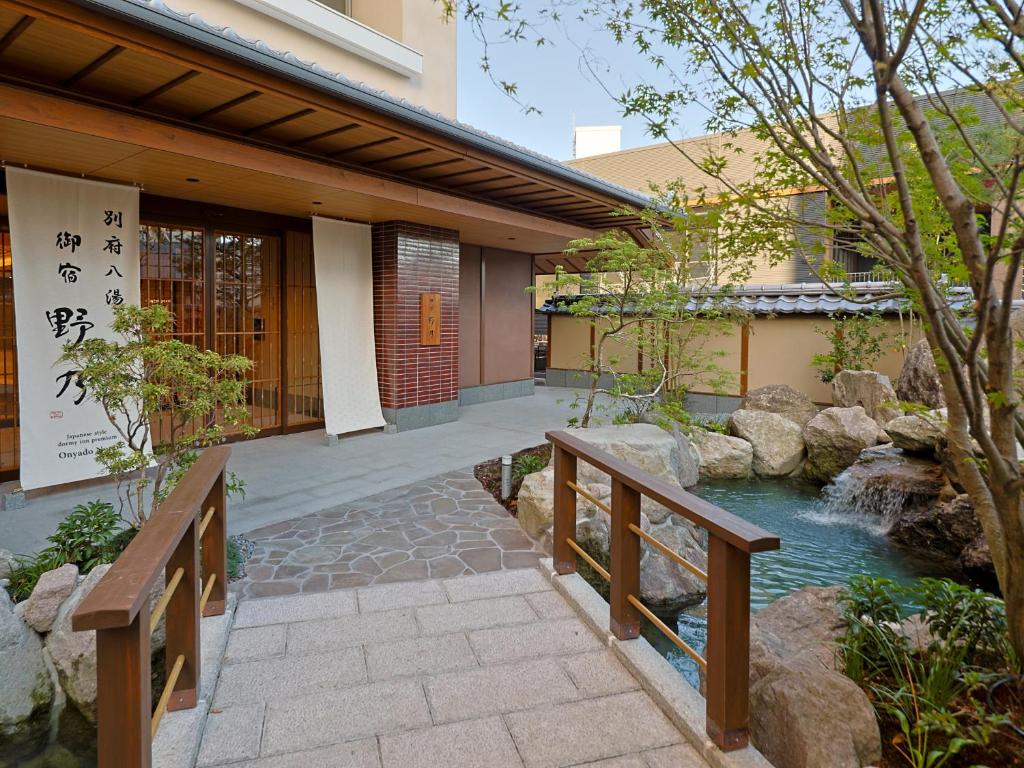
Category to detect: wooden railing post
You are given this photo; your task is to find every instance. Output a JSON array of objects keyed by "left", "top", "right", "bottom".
[
  {"left": 200, "top": 468, "right": 227, "bottom": 617},
  {"left": 705, "top": 534, "right": 752, "bottom": 751},
  {"left": 165, "top": 517, "right": 200, "bottom": 712},
  {"left": 552, "top": 445, "right": 578, "bottom": 575},
  {"left": 609, "top": 477, "right": 641, "bottom": 639},
  {"left": 95, "top": 616, "right": 151, "bottom": 768}
]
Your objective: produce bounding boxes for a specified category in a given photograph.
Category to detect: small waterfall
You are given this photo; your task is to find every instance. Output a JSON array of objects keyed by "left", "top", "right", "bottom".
[
  {"left": 41, "top": 646, "right": 66, "bottom": 745},
  {"left": 801, "top": 446, "right": 946, "bottom": 535}
]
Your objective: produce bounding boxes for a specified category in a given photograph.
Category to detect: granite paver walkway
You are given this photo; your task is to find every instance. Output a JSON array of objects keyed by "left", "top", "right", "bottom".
[
  {"left": 236, "top": 470, "right": 546, "bottom": 599},
  {"left": 198, "top": 569, "right": 710, "bottom": 768}
]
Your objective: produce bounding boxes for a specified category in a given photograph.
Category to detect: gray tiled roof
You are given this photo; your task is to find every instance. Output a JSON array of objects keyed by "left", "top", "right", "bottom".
[
  {"left": 85, "top": 0, "right": 652, "bottom": 209},
  {"left": 538, "top": 283, "right": 999, "bottom": 316}
]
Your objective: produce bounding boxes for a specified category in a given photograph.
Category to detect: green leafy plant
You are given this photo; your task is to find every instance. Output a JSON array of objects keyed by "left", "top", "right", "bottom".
[
  {"left": 59, "top": 305, "right": 255, "bottom": 527},
  {"left": 5, "top": 550, "right": 69, "bottom": 602},
  {"left": 46, "top": 500, "right": 123, "bottom": 572},
  {"left": 512, "top": 454, "right": 546, "bottom": 480},
  {"left": 812, "top": 313, "right": 890, "bottom": 383}
]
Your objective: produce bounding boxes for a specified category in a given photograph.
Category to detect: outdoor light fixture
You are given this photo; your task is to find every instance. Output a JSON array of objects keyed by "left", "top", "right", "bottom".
[{"left": 500, "top": 455, "right": 513, "bottom": 500}]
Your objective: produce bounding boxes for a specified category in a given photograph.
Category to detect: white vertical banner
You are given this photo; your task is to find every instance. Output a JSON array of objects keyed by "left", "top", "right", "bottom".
[
  {"left": 312, "top": 216, "right": 386, "bottom": 435},
  {"left": 6, "top": 167, "right": 141, "bottom": 490}
]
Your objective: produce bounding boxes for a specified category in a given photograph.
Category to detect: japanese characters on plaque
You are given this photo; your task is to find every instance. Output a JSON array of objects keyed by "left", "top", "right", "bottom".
[{"left": 6, "top": 167, "right": 140, "bottom": 491}]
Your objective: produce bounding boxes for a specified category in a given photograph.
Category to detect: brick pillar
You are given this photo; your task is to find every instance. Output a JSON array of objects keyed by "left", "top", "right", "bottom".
[{"left": 372, "top": 222, "right": 460, "bottom": 430}]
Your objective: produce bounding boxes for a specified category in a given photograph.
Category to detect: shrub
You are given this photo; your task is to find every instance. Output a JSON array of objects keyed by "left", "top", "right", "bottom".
[
  {"left": 46, "top": 500, "right": 124, "bottom": 572},
  {"left": 512, "top": 454, "right": 546, "bottom": 480}
]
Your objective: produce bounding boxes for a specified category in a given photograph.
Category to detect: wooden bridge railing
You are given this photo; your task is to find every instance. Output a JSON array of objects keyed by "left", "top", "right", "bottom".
[
  {"left": 546, "top": 431, "right": 780, "bottom": 752},
  {"left": 73, "top": 446, "right": 231, "bottom": 768}
]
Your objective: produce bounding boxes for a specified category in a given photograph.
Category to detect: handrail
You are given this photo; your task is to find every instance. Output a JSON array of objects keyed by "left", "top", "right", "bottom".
[
  {"left": 73, "top": 446, "right": 231, "bottom": 631},
  {"left": 72, "top": 445, "right": 231, "bottom": 768},
  {"left": 547, "top": 431, "right": 779, "bottom": 553},
  {"left": 546, "top": 429, "right": 780, "bottom": 753}
]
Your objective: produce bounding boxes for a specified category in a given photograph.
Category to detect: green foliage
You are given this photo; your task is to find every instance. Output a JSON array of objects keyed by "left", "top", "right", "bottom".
[
  {"left": 46, "top": 501, "right": 124, "bottom": 572},
  {"left": 227, "top": 537, "right": 242, "bottom": 582},
  {"left": 838, "top": 576, "right": 1017, "bottom": 767},
  {"left": 512, "top": 453, "right": 546, "bottom": 479},
  {"left": 5, "top": 500, "right": 134, "bottom": 601},
  {"left": 811, "top": 313, "right": 890, "bottom": 383},
  {"left": 59, "top": 305, "right": 256, "bottom": 526}
]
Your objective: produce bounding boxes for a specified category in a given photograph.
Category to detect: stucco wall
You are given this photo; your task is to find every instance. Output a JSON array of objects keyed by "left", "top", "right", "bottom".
[
  {"left": 184, "top": 0, "right": 457, "bottom": 116},
  {"left": 548, "top": 313, "right": 925, "bottom": 406},
  {"left": 458, "top": 244, "right": 482, "bottom": 388}
]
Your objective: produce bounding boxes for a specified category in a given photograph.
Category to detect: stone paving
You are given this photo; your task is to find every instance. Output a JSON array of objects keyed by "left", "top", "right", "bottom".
[
  {"left": 235, "top": 470, "right": 546, "bottom": 599},
  {"left": 198, "top": 569, "right": 710, "bottom": 768}
]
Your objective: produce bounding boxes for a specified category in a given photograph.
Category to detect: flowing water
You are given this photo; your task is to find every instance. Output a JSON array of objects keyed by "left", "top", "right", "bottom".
[{"left": 646, "top": 477, "right": 950, "bottom": 685}]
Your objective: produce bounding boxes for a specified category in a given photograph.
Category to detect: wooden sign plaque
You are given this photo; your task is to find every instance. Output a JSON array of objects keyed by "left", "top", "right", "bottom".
[{"left": 419, "top": 292, "right": 441, "bottom": 345}]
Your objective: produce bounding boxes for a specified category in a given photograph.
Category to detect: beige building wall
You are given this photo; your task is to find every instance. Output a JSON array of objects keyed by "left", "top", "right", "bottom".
[
  {"left": 548, "top": 313, "right": 924, "bottom": 406},
  {"left": 182, "top": 0, "right": 457, "bottom": 116}
]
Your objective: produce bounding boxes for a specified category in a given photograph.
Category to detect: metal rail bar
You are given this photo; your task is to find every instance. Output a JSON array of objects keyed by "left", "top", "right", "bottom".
[
  {"left": 566, "top": 480, "right": 612, "bottom": 515},
  {"left": 628, "top": 523, "right": 708, "bottom": 582},
  {"left": 565, "top": 538, "right": 610, "bottom": 582},
  {"left": 150, "top": 653, "right": 185, "bottom": 737},
  {"left": 148, "top": 567, "right": 184, "bottom": 635},
  {"left": 627, "top": 594, "right": 706, "bottom": 670}
]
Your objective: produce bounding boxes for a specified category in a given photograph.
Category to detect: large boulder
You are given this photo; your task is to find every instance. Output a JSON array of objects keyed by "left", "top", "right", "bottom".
[
  {"left": 21, "top": 563, "right": 79, "bottom": 633},
  {"left": 727, "top": 410, "right": 805, "bottom": 477},
  {"left": 832, "top": 370, "right": 900, "bottom": 426},
  {"left": 639, "top": 520, "right": 707, "bottom": 614},
  {"left": 896, "top": 340, "right": 946, "bottom": 408},
  {"left": 0, "top": 548, "right": 15, "bottom": 580},
  {"left": 0, "top": 588, "right": 53, "bottom": 747},
  {"left": 45, "top": 564, "right": 110, "bottom": 723},
  {"left": 748, "top": 587, "right": 881, "bottom": 768},
  {"left": 741, "top": 384, "right": 819, "bottom": 428},
  {"left": 884, "top": 412, "right": 945, "bottom": 456},
  {"left": 517, "top": 465, "right": 556, "bottom": 539},
  {"left": 694, "top": 431, "right": 753, "bottom": 479},
  {"left": 802, "top": 407, "right": 881, "bottom": 483},
  {"left": 888, "top": 493, "right": 981, "bottom": 561},
  {"left": 569, "top": 424, "right": 698, "bottom": 490}
]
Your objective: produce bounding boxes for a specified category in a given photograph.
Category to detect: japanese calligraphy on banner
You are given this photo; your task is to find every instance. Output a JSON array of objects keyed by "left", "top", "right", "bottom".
[
  {"left": 311, "top": 216, "right": 385, "bottom": 436},
  {"left": 6, "top": 167, "right": 140, "bottom": 490}
]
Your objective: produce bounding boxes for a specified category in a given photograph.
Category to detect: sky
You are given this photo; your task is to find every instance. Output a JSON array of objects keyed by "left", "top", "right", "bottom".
[{"left": 454, "top": 4, "right": 699, "bottom": 162}]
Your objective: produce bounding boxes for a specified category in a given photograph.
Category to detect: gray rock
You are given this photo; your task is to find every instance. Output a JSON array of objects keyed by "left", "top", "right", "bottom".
[
  {"left": 570, "top": 424, "right": 697, "bottom": 489},
  {"left": 517, "top": 466, "right": 556, "bottom": 539},
  {"left": 728, "top": 409, "right": 805, "bottom": 477},
  {"left": 0, "top": 549, "right": 15, "bottom": 581},
  {"left": 803, "top": 407, "right": 881, "bottom": 483},
  {"left": 639, "top": 520, "right": 707, "bottom": 614},
  {"left": 960, "top": 533, "right": 995, "bottom": 583},
  {"left": 0, "top": 588, "right": 53, "bottom": 745},
  {"left": 889, "top": 493, "right": 980, "bottom": 560},
  {"left": 693, "top": 431, "right": 753, "bottom": 479},
  {"left": 896, "top": 340, "right": 946, "bottom": 408},
  {"left": 21, "top": 563, "right": 79, "bottom": 633},
  {"left": 884, "top": 412, "right": 945, "bottom": 455},
  {"left": 45, "top": 564, "right": 111, "bottom": 723},
  {"left": 741, "top": 384, "right": 819, "bottom": 428},
  {"left": 832, "top": 370, "right": 901, "bottom": 426},
  {"left": 748, "top": 587, "right": 880, "bottom": 768}
]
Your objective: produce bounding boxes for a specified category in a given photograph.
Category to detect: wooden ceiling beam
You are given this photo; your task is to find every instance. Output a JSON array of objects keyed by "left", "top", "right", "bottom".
[
  {"left": 402, "top": 157, "right": 461, "bottom": 174},
  {"left": 0, "top": 82, "right": 598, "bottom": 241},
  {"left": 243, "top": 107, "right": 315, "bottom": 136},
  {"left": 537, "top": 201, "right": 609, "bottom": 213},
  {"left": 288, "top": 122, "right": 359, "bottom": 147},
  {"left": 448, "top": 174, "right": 515, "bottom": 190},
  {"left": 330, "top": 135, "right": 399, "bottom": 158},
  {"left": 62, "top": 45, "right": 124, "bottom": 88},
  {"left": 0, "top": 15, "right": 33, "bottom": 55},
  {"left": 421, "top": 166, "right": 491, "bottom": 183},
  {"left": 361, "top": 147, "right": 432, "bottom": 167},
  {"left": 498, "top": 191, "right": 576, "bottom": 204},
  {"left": 191, "top": 90, "right": 261, "bottom": 122},
  {"left": 132, "top": 69, "right": 199, "bottom": 107}
]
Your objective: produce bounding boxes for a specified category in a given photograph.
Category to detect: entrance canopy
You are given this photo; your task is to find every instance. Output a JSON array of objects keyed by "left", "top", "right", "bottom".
[{"left": 0, "top": 0, "right": 650, "bottom": 252}]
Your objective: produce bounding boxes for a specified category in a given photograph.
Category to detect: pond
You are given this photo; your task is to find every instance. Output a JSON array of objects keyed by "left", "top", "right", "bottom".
[{"left": 646, "top": 477, "right": 950, "bottom": 685}]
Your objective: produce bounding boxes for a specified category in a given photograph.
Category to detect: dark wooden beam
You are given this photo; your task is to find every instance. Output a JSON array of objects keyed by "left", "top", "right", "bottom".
[
  {"left": 477, "top": 181, "right": 537, "bottom": 196},
  {"left": 330, "top": 136, "right": 399, "bottom": 157},
  {"left": 402, "top": 158, "right": 461, "bottom": 174},
  {"left": 243, "top": 108, "right": 315, "bottom": 136},
  {"left": 131, "top": 70, "right": 199, "bottom": 107},
  {"left": 361, "top": 147, "right": 432, "bottom": 167},
  {"left": 421, "top": 166, "right": 491, "bottom": 183},
  {"left": 537, "top": 201, "right": 609, "bottom": 213},
  {"left": 191, "top": 90, "right": 261, "bottom": 122},
  {"left": 502, "top": 191, "right": 576, "bottom": 205},
  {"left": 288, "top": 122, "right": 359, "bottom": 147},
  {"left": 62, "top": 45, "right": 124, "bottom": 87},
  {"left": 448, "top": 174, "right": 515, "bottom": 190},
  {"left": 0, "top": 15, "right": 33, "bottom": 56}
]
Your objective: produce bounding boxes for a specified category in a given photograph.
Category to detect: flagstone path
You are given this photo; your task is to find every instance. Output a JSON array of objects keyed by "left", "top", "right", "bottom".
[{"left": 235, "top": 470, "right": 546, "bottom": 599}]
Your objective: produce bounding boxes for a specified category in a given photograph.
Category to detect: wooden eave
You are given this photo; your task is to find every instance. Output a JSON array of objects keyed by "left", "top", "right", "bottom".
[{"left": 0, "top": 0, "right": 644, "bottom": 231}]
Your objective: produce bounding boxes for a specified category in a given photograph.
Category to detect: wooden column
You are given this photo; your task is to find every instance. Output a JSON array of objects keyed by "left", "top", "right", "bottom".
[
  {"left": 705, "top": 535, "right": 752, "bottom": 751},
  {"left": 739, "top": 322, "right": 750, "bottom": 397},
  {"left": 95, "top": 616, "right": 151, "bottom": 768},
  {"left": 609, "top": 478, "right": 641, "bottom": 639},
  {"left": 200, "top": 470, "right": 227, "bottom": 617},
  {"left": 165, "top": 518, "right": 200, "bottom": 711},
  {"left": 552, "top": 445, "right": 577, "bottom": 575}
]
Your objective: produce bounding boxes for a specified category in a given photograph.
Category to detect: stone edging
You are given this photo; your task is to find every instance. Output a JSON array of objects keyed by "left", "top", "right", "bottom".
[
  {"left": 152, "top": 593, "right": 237, "bottom": 768},
  {"left": 538, "top": 558, "right": 773, "bottom": 768}
]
